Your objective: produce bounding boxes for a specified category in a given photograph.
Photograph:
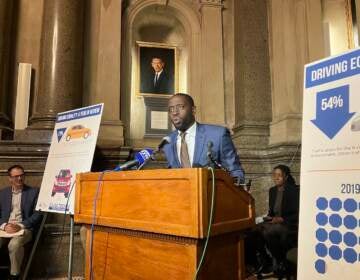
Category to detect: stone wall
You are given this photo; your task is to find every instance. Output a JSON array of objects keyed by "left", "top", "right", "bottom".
[{"left": 0, "top": 0, "right": 353, "bottom": 277}]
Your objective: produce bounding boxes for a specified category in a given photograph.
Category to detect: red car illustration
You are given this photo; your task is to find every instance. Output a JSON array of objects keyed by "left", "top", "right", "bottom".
[{"left": 51, "top": 169, "right": 72, "bottom": 198}]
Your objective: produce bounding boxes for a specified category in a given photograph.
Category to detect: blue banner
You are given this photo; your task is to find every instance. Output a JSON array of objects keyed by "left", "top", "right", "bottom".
[
  {"left": 306, "top": 49, "right": 360, "bottom": 88},
  {"left": 56, "top": 104, "right": 102, "bottom": 123}
]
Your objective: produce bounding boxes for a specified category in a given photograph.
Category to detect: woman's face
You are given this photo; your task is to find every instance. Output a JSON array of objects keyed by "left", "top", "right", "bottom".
[{"left": 272, "top": 168, "right": 287, "bottom": 187}]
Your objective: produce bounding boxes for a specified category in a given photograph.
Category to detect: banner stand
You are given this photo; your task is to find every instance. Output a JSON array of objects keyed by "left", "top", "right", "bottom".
[
  {"left": 33, "top": 104, "right": 103, "bottom": 278},
  {"left": 68, "top": 215, "right": 74, "bottom": 280},
  {"left": 299, "top": 48, "right": 360, "bottom": 279}
]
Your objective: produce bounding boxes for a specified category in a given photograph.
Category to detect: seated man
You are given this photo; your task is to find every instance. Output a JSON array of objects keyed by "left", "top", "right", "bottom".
[
  {"left": 163, "top": 93, "right": 244, "bottom": 182},
  {"left": 0, "top": 165, "right": 42, "bottom": 280}
]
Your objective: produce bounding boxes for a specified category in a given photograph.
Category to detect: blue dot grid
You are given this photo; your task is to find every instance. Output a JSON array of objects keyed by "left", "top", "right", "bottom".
[
  {"left": 315, "top": 197, "right": 360, "bottom": 274},
  {"left": 329, "top": 214, "right": 342, "bottom": 227},
  {"left": 329, "top": 230, "right": 342, "bottom": 244},
  {"left": 329, "top": 198, "right": 342, "bottom": 211}
]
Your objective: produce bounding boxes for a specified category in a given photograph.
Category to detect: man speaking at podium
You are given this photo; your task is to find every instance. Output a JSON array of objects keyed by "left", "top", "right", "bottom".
[{"left": 163, "top": 93, "right": 244, "bottom": 183}]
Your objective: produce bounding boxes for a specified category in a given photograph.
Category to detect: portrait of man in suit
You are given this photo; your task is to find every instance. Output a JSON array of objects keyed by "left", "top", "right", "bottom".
[
  {"left": 139, "top": 45, "right": 175, "bottom": 95},
  {"left": 149, "top": 57, "right": 170, "bottom": 93}
]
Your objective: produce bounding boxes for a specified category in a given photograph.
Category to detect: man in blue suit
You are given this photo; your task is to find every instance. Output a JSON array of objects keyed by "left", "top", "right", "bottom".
[
  {"left": 163, "top": 93, "right": 244, "bottom": 182},
  {"left": 0, "top": 165, "right": 42, "bottom": 280}
]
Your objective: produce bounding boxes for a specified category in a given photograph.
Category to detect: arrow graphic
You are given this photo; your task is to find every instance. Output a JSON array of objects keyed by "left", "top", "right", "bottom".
[
  {"left": 311, "top": 85, "right": 355, "bottom": 139},
  {"left": 56, "top": 128, "right": 67, "bottom": 142}
]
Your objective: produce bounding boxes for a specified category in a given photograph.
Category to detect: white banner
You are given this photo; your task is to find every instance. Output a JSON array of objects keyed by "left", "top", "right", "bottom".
[
  {"left": 36, "top": 104, "right": 103, "bottom": 214},
  {"left": 299, "top": 49, "right": 360, "bottom": 279}
]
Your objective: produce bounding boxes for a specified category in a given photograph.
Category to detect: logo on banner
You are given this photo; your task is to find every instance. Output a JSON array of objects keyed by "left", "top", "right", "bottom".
[
  {"left": 56, "top": 128, "right": 67, "bottom": 142},
  {"left": 315, "top": 197, "right": 360, "bottom": 274},
  {"left": 311, "top": 85, "right": 355, "bottom": 139}
]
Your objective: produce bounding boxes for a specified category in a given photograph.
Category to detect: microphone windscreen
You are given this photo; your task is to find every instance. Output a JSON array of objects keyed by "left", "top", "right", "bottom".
[
  {"left": 135, "top": 148, "right": 154, "bottom": 164},
  {"left": 158, "top": 136, "right": 171, "bottom": 150},
  {"left": 162, "top": 136, "right": 171, "bottom": 144}
]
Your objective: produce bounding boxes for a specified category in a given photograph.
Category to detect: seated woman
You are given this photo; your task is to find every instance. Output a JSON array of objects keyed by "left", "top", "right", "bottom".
[{"left": 246, "top": 164, "right": 300, "bottom": 277}]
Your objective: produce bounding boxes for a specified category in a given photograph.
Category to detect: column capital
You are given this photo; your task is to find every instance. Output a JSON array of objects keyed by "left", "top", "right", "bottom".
[{"left": 199, "top": 0, "right": 223, "bottom": 8}]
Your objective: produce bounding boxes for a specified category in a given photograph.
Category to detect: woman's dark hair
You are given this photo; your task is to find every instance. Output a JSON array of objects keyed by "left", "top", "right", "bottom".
[{"left": 273, "top": 164, "right": 296, "bottom": 185}]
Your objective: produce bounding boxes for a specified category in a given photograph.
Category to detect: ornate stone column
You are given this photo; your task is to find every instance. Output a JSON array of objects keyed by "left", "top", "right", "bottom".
[
  {"left": 356, "top": 0, "right": 360, "bottom": 46},
  {"left": 199, "top": 0, "right": 225, "bottom": 125},
  {"left": 83, "top": 0, "right": 124, "bottom": 145},
  {"left": 29, "top": 0, "right": 85, "bottom": 129},
  {"left": 268, "top": 0, "right": 324, "bottom": 144},
  {"left": 0, "top": 0, "right": 14, "bottom": 138},
  {"left": 231, "top": 0, "right": 271, "bottom": 149}
]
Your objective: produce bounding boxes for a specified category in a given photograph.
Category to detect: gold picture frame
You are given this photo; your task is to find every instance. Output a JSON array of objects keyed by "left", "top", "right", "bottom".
[{"left": 136, "top": 41, "right": 178, "bottom": 97}]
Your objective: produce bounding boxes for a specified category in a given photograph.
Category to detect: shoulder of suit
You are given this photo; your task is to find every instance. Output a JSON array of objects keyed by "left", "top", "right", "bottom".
[
  {"left": 197, "top": 123, "right": 227, "bottom": 133},
  {"left": 167, "top": 130, "right": 178, "bottom": 138},
  {"left": 269, "top": 186, "right": 277, "bottom": 193},
  {"left": 0, "top": 186, "right": 11, "bottom": 195},
  {"left": 285, "top": 183, "right": 298, "bottom": 189},
  {"left": 23, "top": 185, "right": 39, "bottom": 193},
  {"left": 288, "top": 183, "right": 300, "bottom": 192}
]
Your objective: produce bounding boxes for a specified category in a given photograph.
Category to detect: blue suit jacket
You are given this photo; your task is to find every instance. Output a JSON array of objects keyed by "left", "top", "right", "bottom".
[
  {"left": 163, "top": 123, "right": 244, "bottom": 180},
  {"left": 0, "top": 185, "right": 42, "bottom": 230}
]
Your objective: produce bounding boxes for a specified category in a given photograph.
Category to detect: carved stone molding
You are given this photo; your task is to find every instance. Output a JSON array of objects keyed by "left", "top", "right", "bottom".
[{"left": 200, "top": 0, "right": 223, "bottom": 6}]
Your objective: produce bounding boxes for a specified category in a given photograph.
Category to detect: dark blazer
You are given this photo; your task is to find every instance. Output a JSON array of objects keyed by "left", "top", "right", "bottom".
[
  {"left": 0, "top": 185, "right": 42, "bottom": 230},
  {"left": 143, "top": 71, "right": 173, "bottom": 94},
  {"left": 268, "top": 183, "right": 300, "bottom": 229},
  {"left": 153, "top": 71, "right": 171, "bottom": 93},
  {"left": 163, "top": 123, "right": 244, "bottom": 180}
]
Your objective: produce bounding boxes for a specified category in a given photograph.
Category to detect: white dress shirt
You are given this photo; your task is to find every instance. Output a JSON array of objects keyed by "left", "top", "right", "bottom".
[{"left": 176, "top": 122, "right": 197, "bottom": 166}]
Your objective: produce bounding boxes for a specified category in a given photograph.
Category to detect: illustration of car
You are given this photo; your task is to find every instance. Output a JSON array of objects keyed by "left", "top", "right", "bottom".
[
  {"left": 51, "top": 169, "right": 72, "bottom": 197},
  {"left": 66, "top": 125, "right": 91, "bottom": 141},
  {"left": 351, "top": 114, "right": 360, "bottom": 131}
]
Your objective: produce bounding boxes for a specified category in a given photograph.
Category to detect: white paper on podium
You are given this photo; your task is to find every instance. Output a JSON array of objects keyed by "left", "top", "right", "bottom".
[{"left": 0, "top": 229, "right": 24, "bottom": 238}]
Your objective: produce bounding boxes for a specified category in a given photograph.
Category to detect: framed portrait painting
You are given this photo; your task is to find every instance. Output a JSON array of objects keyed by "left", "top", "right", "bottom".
[{"left": 137, "top": 42, "right": 177, "bottom": 96}]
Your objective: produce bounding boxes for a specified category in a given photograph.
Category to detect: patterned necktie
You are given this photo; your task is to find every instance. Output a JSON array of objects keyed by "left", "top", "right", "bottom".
[{"left": 180, "top": 132, "right": 191, "bottom": 168}]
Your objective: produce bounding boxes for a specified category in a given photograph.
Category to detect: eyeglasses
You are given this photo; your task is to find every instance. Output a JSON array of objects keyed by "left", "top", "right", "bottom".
[
  {"left": 9, "top": 174, "right": 25, "bottom": 179},
  {"left": 168, "top": 104, "right": 186, "bottom": 113}
]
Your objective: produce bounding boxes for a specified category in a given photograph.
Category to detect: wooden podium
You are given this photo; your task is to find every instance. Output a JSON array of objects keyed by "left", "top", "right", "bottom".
[{"left": 75, "top": 168, "right": 255, "bottom": 280}]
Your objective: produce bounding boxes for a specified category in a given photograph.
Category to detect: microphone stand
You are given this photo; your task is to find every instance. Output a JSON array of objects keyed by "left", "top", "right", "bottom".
[
  {"left": 137, "top": 156, "right": 153, "bottom": 170},
  {"left": 207, "top": 151, "right": 228, "bottom": 172},
  {"left": 206, "top": 142, "right": 251, "bottom": 191}
]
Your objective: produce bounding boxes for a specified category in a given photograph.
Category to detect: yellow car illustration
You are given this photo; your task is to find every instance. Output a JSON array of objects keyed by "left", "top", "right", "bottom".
[{"left": 66, "top": 125, "right": 91, "bottom": 141}]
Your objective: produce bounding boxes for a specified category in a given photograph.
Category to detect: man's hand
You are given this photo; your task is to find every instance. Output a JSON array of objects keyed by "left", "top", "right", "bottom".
[
  {"left": 271, "top": 217, "right": 284, "bottom": 224},
  {"left": 4, "top": 223, "right": 21, "bottom": 233}
]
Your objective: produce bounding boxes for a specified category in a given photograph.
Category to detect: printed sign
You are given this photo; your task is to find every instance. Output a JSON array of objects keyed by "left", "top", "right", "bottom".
[
  {"left": 36, "top": 104, "right": 103, "bottom": 214},
  {"left": 299, "top": 49, "right": 360, "bottom": 279}
]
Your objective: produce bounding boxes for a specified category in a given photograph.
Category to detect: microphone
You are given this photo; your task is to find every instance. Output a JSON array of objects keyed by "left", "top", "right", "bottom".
[
  {"left": 206, "top": 141, "right": 228, "bottom": 172},
  {"left": 114, "top": 148, "right": 154, "bottom": 171},
  {"left": 207, "top": 141, "right": 214, "bottom": 166},
  {"left": 157, "top": 136, "right": 171, "bottom": 151}
]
